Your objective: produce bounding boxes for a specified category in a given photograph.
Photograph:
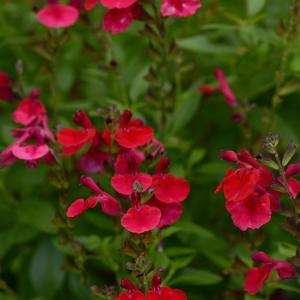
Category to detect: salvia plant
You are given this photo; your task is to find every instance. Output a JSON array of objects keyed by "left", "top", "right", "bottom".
[{"left": 1, "top": 0, "right": 300, "bottom": 300}]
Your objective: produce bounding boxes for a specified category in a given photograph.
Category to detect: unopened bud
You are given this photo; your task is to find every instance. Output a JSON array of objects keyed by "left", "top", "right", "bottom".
[
  {"left": 263, "top": 134, "right": 279, "bottom": 154},
  {"left": 282, "top": 143, "right": 298, "bottom": 166}
]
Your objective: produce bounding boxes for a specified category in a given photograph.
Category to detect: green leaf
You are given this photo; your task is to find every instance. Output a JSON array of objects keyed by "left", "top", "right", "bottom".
[
  {"left": 247, "top": 0, "right": 266, "bottom": 16},
  {"left": 188, "top": 149, "right": 206, "bottom": 169},
  {"left": 16, "top": 200, "right": 57, "bottom": 234},
  {"left": 29, "top": 240, "right": 65, "bottom": 299},
  {"left": 169, "top": 269, "right": 222, "bottom": 286}
]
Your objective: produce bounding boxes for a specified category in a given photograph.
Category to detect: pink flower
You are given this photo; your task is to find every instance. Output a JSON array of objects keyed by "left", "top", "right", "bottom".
[
  {"left": 198, "top": 68, "right": 237, "bottom": 107},
  {"left": 101, "top": 0, "right": 137, "bottom": 10},
  {"left": 13, "top": 89, "right": 46, "bottom": 126},
  {"left": 161, "top": 0, "right": 201, "bottom": 17},
  {"left": 0, "top": 89, "right": 55, "bottom": 168},
  {"left": 244, "top": 251, "right": 295, "bottom": 295},
  {"left": 37, "top": 0, "right": 79, "bottom": 28},
  {"left": 103, "top": 4, "right": 143, "bottom": 34}
]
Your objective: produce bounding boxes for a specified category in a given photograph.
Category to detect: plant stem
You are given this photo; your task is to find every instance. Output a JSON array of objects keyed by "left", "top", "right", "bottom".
[
  {"left": 272, "top": 0, "right": 300, "bottom": 109},
  {"left": 274, "top": 150, "right": 298, "bottom": 220}
]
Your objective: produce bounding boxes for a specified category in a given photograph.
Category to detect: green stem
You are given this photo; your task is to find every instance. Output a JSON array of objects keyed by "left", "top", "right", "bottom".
[{"left": 274, "top": 150, "right": 297, "bottom": 220}]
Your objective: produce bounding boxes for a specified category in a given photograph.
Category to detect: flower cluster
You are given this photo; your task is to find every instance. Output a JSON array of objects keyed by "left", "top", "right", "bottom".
[
  {"left": 36, "top": 0, "right": 202, "bottom": 34},
  {"left": 0, "top": 89, "right": 55, "bottom": 168},
  {"left": 216, "top": 145, "right": 299, "bottom": 295},
  {"left": 114, "top": 274, "right": 187, "bottom": 300},
  {"left": 59, "top": 110, "right": 190, "bottom": 233},
  {"left": 215, "top": 149, "right": 279, "bottom": 231}
]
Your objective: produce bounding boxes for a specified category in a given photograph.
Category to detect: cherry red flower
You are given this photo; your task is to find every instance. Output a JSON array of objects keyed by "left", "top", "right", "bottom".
[
  {"left": 145, "top": 274, "right": 187, "bottom": 300},
  {"left": 114, "top": 149, "right": 145, "bottom": 174},
  {"left": 115, "top": 110, "right": 154, "bottom": 149},
  {"left": 111, "top": 173, "right": 152, "bottom": 195},
  {"left": 121, "top": 204, "right": 161, "bottom": 234},
  {"left": 161, "top": 0, "right": 201, "bottom": 17},
  {"left": 152, "top": 157, "right": 190, "bottom": 203},
  {"left": 103, "top": 4, "right": 143, "bottom": 34},
  {"left": 114, "top": 279, "right": 145, "bottom": 300},
  {"left": 85, "top": 0, "right": 99, "bottom": 10},
  {"left": 198, "top": 68, "right": 237, "bottom": 107},
  {"left": 66, "top": 176, "right": 122, "bottom": 217},
  {"left": 277, "top": 163, "right": 300, "bottom": 199},
  {"left": 216, "top": 150, "right": 277, "bottom": 230},
  {"left": 114, "top": 276, "right": 187, "bottom": 300},
  {"left": 147, "top": 197, "right": 183, "bottom": 228},
  {"left": 37, "top": 0, "right": 79, "bottom": 28},
  {"left": 0, "top": 71, "right": 14, "bottom": 101},
  {"left": 57, "top": 111, "right": 96, "bottom": 155},
  {"left": 244, "top": 251, "right": 295, "bottom": 295}
]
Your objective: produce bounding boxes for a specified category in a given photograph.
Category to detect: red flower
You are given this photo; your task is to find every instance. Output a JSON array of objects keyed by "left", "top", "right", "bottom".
[
  {"left": 85, "top": 0, "right": 99, "bottom": 10},
  {"left": 57, "top": 111, "right": 96, "bottom": 155},
  {"left": 37, "top": 0, "right": 79, "bottom": 28},
  {"left": 147, "top": 197, "right": 183, "bottom": 228},
  {"left": 145, "top": 274, "right": 187, "bottom": 300},
  {"left": 67, "top": 176, "right": 122, "bottom": 217},
  {"left": 111, "top": 173, "right": 152, "bottom": 195},
  {"left": 226, "top": 192, "right": 272, "bottom": 231},
  {"left": 114, "top": 279, "right": 145, "bottom": 300},
  {"left": 277, "top": 163, "right": 300, "bottom": 199},
  {"left": 121, "top": 204, "right": 161, "bottom": 234},
  {"left": 198, "top": 68, "right": 237, "bottom": 107},
  {"left": 161, "top": 0, "right": 201, "bottom": 17},
  {"left": 103, "top": 4, "right": 143, "bottom": 34},
  {"left": 115, "top": 110, "right": 154, "bottom": 149},
  {"left": 114, "top": 149, "right": 145, "bottom": 174},
  {"left": 0, "top": 71, "right": 14, "bottom": 101},
  {"left": 152, "top": 157, "right": 190, "bottom": 203},
  {"left": 244, "top": 251, "right": 295, "bottom": 295},
  {"left": 216, "top": 150, "right": 277, "bottom": 230}
]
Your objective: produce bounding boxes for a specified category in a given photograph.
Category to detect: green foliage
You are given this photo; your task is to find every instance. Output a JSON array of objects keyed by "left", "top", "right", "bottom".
[{"left": 1, "top": 0, "right": 300, "bottom": 299}]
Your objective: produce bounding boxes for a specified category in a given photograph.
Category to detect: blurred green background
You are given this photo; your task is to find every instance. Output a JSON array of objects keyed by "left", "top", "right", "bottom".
[{"left": 1, "top": 0, "right": 300, "bottom": 299}]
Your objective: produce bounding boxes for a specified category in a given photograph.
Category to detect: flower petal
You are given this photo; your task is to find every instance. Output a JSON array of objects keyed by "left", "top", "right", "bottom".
[{"left": 121, "top": 205, "right": 161, "bottom": 233}]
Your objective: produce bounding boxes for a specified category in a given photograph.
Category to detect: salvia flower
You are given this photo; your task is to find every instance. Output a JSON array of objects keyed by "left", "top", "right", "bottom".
[
  {"left": 64, "top": 110, "right": 189, "bottom": 233},
  {"left": 244, "top": 251, "right": 295, "bottom": 295},
  {"left": 0, "top": 70, "right": 14, "bottom": 101},
  {"left": 36, "top": 0, "right": 80, "bottom": 28},
  {"left": 215, "top": 150, "right": 279, "bottom": 230},
  {"left": 198, "top": 68, "right": 238, "bottom": 107},
  {"left": 67, "top": 176, "right": 122, "bottom": 217},
  {"left": 0, "top": 89, "right": 55, "bottom": 168},
  {"left": 114, "top": 275, "right": 187, "bottom": 300},
  {"left": 161, "top": 0, "right": 201, "bottom": 17},
  {"left": 278, "top": 163, "right": 300, "bottom": 199}
]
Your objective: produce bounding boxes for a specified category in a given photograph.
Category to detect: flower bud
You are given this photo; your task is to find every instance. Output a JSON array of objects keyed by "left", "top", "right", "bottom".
[
  {"left": 282, "top": 143, "right": 298, "bottom": 166},
  {"left": 263, "top": 134, "right": 280, "bottom": 154}
]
